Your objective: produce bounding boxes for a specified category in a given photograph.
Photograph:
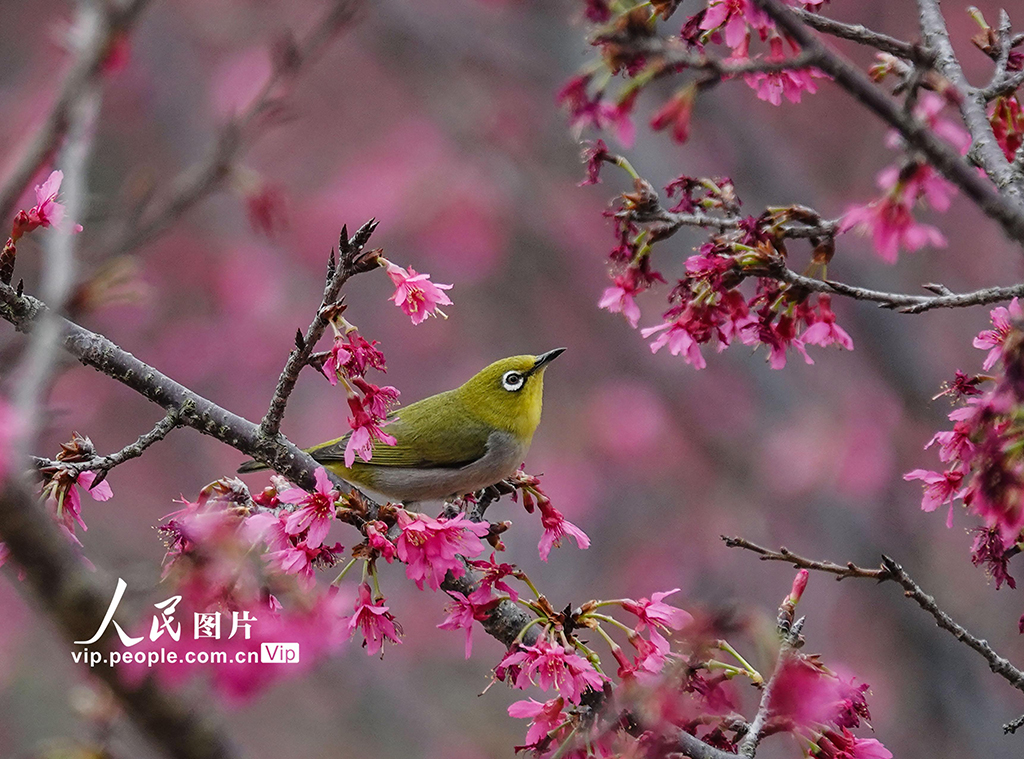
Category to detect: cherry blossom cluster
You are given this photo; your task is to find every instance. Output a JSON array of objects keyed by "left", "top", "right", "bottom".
[
  {"left": 558, "top": 0, "right": 828, "bottom": 152},
  {"left": 503, "top": 570, "right": 890, "bottom": 758},
  {"left": 317, "top": 305, "right": 400, "bottom": 466},
  {"left": 594, "top": 160, "right": 853, "bottom": 369},
  {"left": 905, "top": 299, "right": 1024, "bottom": 606}
]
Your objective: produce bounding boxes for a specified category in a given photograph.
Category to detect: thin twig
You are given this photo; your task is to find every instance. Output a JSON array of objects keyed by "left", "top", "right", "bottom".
[
  {"left": 258, "top": 219, "right": 379, "bottom": 438},
  {"left": 632, "top": 184, "right": 1024, "bottom": 314},
  {"left": 722, "top": 537, "right": 1024, "bottom": 701},
  {"left": 32, "top": 410, "right": 180, "bottom": 481},
  {"left": 0, "top": 0, "right": 151, "bottom": 225},
  {"left": 751, "top": 0, "right": 1024, "bottom": 247},
  {"left": 789, "top": 8, "right": 922, "bottom": 61},
  {"left": 106, "top": 0, "right": 362, "bottom": 257}
]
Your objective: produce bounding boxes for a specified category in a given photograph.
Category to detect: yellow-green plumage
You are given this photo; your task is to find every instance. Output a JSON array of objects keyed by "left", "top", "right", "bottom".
[{"left": 239, "top": 349, "right": 564, "bottom": 502}]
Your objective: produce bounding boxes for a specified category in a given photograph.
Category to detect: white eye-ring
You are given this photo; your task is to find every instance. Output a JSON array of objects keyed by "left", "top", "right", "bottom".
[{"left": 502, "top": 370, "right": 525, "bottom": 392}]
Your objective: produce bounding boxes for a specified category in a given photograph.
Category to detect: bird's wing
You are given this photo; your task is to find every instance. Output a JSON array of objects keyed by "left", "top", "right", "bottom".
[{"left": 306, "top": 390, "right": 493, "bottom": 469}]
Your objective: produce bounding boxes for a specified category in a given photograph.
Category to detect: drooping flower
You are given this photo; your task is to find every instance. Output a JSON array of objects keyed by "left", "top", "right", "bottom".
[
  {"left": 903, "top": 468, "right": 964, "bottom": 526},
  {"left": 599, "top": 270, "right": 644, "bottom": 327},
  {"left": 382, "top": 260, "right": 453, "bottom": 325},
  {"left": 700, "top": 0, "right": 771, "bottom": 52},
  {"left": 970, "top": 525, "right": 1017, "bottom": 589},
  {"left": 344, "top": 393, "right": 398, "bottom": 467},
  {"left": 650, "top": 84, "right": 697, "bottom": 144},
  {"left": 344, "top": 582, "right": 401, "bottom": 656},
  {"left": 839, "top": 197, "right": 945, "bottom": 263},
  {"left": 744, "top": 38, "right": 827, "bottom": 106},
  {"left": 498, "top": 638, "right": 608, "bottom": 703},
  {"left": 363, "top": 520, "right": 397, "bottom": 563},
  {"left": 45, "top": 468, "right": 114, "bottom": 538},
  {"left": 537, "top": 500, "right": 590, "bottom": 561},
  {"left": 280, "top": 467, "right": 340, "bottom": 549},
  {"left": 394, "top": 510, "right": 490, "bottom": 590},
  {"left": 437, "top": 591, "right": 496, "bottom": 658},
  {"left": 508, "top": 696, "right": 567, "bottom": 752},
  {"left": 801, "top": 295, "right": 854, "bottom": 351},
  {"left": 974, "top": 298, "right": 1023, "bottom": 370}
]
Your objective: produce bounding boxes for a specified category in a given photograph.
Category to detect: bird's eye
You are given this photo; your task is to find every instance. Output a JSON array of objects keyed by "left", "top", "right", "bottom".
[{"left": 502, "top": 371, "right": 525, "bottom": 392}]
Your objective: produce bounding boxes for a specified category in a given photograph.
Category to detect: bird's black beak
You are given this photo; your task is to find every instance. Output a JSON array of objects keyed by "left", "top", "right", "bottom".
[{"left": 529, "top": 347, "right": 566, "bottom": 374}]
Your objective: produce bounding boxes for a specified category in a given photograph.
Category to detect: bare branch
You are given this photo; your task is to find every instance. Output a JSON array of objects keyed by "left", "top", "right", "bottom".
[
  {"left": 106, "top": 0, "right": 362, "bottom": 257},
  {"left": 723, "top": 537, "right": 1024, "bottom": 703},
  {"left": 751, "top": 0, "right": 1024, "bottom": 247},
  {"left": 789, "top": 8, "right": 923, "bottom": 61}
]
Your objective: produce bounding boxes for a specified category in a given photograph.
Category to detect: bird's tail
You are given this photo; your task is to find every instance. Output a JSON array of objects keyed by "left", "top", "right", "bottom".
[{"left": 237, "top": 459, "right": 269, "bottom": 474}]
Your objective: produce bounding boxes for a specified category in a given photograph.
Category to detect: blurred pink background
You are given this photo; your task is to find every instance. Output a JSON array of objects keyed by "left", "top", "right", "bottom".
[{"left": 2, "top": 1, "right": 1024, "bottom": 757}]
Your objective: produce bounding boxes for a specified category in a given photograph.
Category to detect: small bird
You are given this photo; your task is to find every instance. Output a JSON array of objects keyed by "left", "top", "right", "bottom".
[{"left": 239, "top": 348, "right": 565, "bottom": 502}]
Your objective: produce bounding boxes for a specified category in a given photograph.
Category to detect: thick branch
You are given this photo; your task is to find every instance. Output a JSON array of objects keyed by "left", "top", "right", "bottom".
[
  {"left": 916, "top": 0, "right": 1023, "bottom": 202},
  {"left": 0, "top": 0, "right": 151, "bottom": 225},
  {"left": 752, "top": 0, "right": 1024, "bottom": 247},
  {"left": 723, "top": 537, "right": 1024, "bottom": 701},
  {"left": 0, "top": 477, "right": 239, "bottom": 759}
]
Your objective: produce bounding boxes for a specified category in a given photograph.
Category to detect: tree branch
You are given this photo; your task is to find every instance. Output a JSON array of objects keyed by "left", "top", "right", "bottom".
[
  {"left": 0, "top": 0, "right": 151, "bottom": 225},
  {"left": 915, "top": 0, "right": 1024, "bottom": 202},
  {"left": 788, "top": 8, "right": 923, "bottom": 61},
  {"left": 722, "top": 537, "right": 1024, "bottom": 703},
  {"left": 32, "top": 409, "right": 180, "bottom": 480},
  {"left": 751, "top": 0, "right": 1024, "bottom": 247},
  {"left": 258, "top": 219, "right": 380, "bottom": 438}
]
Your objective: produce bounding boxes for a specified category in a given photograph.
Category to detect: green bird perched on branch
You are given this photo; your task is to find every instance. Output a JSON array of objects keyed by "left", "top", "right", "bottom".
[{"left": 239, "top": 348, "right": 565, "bottom": 502}]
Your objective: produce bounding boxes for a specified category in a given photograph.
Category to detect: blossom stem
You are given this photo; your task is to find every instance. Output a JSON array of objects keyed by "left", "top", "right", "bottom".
[
  {"left": 512, "top": 617, "right": 546, "bottom": 646},
  {"left": 331, "top": 558, "right": 359, "bottom": 586},
  {"left": 547, "top": 723, "right": 580, "bottom": 759},
  {"left": 715, "top": 639, "right": 763, "bottom": 684},
  {"left": 587, "top": 612, "right": 636, "bottom": 637}
]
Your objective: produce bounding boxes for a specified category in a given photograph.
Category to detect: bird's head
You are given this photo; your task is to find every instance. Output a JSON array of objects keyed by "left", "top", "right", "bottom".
[{"left": 457, "top": 348, "right": 565, "bottom": 443}]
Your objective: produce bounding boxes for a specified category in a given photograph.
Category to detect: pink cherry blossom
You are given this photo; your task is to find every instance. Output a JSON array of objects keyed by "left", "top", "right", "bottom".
[
  {"left": 743, "top": 38, "right": 827, "bottom": 106},
  {"left": 599, "top": 271, "right": 644, "bottom": 327},
  {"left": 973, "top": 298, "right": 1023, "bottom": 370},
  {"left": 621, "top": 588, "right": 692, "bottom": 634},
  {"left": 364, "top": 520, "right": 397, "bottom": 562},
  {"left": 345, "top": 582, "right": 401, "bottom": 656},
  {"left": 839, "top": 197, "right": 946, "bottom": 264},
  {"left": 537, "top": 500, "right": 590, "bottom": 561},
  {"left": 24, "top": 171, "right": 83, "bottom": 234},
  {"left": 801, "top": 296, "right": 854, "bottom": 351},
  {"left": 468, "top": 552, "right": 519, "bottom": 602},
  {"left": 344, "top": 393, "right": 398, "bottom": 467},
  {"left": 650, "top": 86, "right": 696, "bottom": 144},
  {"left": 394, "top": 510, "right": 490, "bottom": 590},
  {"left": 642, "top": 316, "right": 707, "bottom": 369},
  {"left": 280, "top": 467, "right": 339, "bottom": 549},
  {"left": 812, "top": 728, "right": 892, "bottom": 759},
  {"left": 437, "top": 590, "right": 495, "bottom": 658},
  {"left": 498, "top": 637, "right": 608, "bottom": 703},
  {"left": 700, "top": 0, "right": 770, "bottom": 52},
  {"left": 903, "top": 468, "right": 964, "bottom": 527},
  {"left": 508, "top": 696, "right": 566, "bottom": 751},
  {"left": 383, "top": 260, "right": 453, "bottom": 325}
]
